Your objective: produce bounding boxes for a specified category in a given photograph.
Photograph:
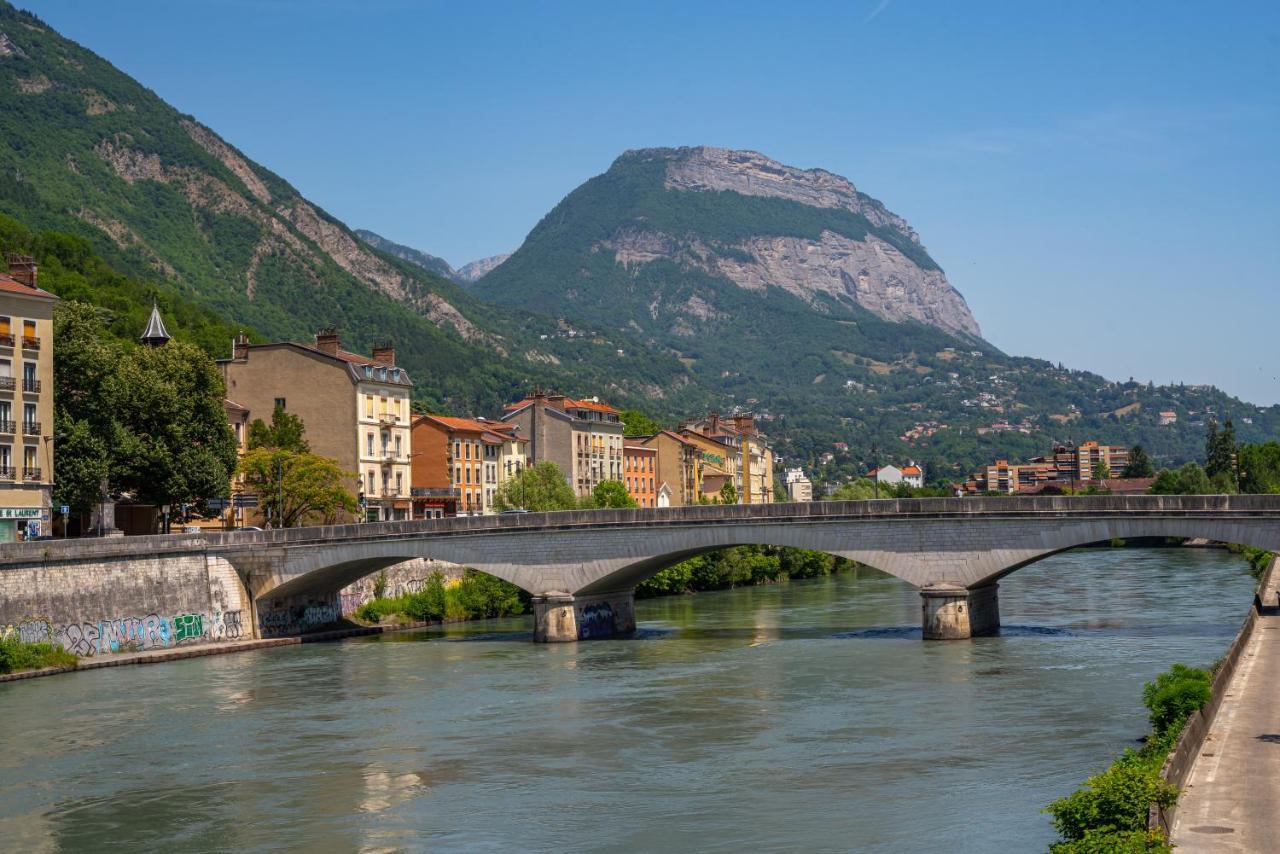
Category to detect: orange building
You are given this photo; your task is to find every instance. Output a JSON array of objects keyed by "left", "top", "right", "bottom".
[
  {"left": 623, "top": 444, "right": 657, "bottom": 508},
  {"left": 411, "top": 414, "right": 519, "bottom": 516}
]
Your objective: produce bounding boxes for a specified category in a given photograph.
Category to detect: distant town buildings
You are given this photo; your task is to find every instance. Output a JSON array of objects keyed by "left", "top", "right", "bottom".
[
  {"left": 502, "top": 391, "right": 624, "bottom": 498},
  {"left": 783, "top": 467, "right": 813, "bottom": 502},
  {"left": 678, "top": 412, "right": 775, "bottom": 504},
  {"left": 867, "top": 464, "right": 924, "bottom": 489},
  {"left": 0, "top": 254, "right": 55, "bottom": 541},
  {"left": 958, "top": 441, "right": 1132, "bottom": 495},
  {"left": 1159, "top": 411, "right": 1178, "bottom": 426}
]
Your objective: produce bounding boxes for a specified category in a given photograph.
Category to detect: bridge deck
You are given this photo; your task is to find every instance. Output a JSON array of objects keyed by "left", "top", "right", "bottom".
[{"left": 1171, "top": 570, "right": 1280, "bottom": 851}]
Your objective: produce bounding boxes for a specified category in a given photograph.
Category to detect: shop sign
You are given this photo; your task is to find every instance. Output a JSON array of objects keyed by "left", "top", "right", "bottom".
[{"left": 0, "top": 507, "right": 41, "bottom": 519}]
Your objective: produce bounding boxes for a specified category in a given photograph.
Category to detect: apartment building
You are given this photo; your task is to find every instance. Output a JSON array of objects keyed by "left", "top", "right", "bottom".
[
  {"left": 783, "top": 467, "right": 813, "bottom": 502},
  {"left": 502, "top": 391, "right": 624, "bottom": 497},
  {"left": 679, "top": 413, "right": 775, "bottom": 504},
  {"left": 959, "top": 441, "right": 1131, "bottom": 495},
  {"left": 0, "top": 255, "right": 54, "bottom": 542},
  {"left": 623, "top": 444, "right": 657, "bottom": 508},
  {"left": 218, "top": 329, "right": 413, "bottom": 522},
  {"left": 638, "top": 430, "right": 700, "bottom": 507},
  {"left": 411, "top": 415, "right": 522, "bottom": 516}
]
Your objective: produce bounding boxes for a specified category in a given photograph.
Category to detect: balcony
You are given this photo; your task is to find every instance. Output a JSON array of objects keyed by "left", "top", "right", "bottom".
[
  {"left": 411, "top": 486, "right": 459, "bottom": 499},
  {"left": 0, "top": 334, "right": 12, "bottom": 348},
  {"left": 22, "top": 466, "right": 40, "bottom": 481},
  {"left": 378, "top": 415, "right": 399, "bottom": 428},
  {"left": 0, "top": 377, "right": 13, "bottom": 392},
  {"left": 22, "top": 379, "right": 39, "bottom": 393},
  {"left": 22, "top": 421, "right": 40, "bottom": 436},
  {"left": 21, "top": 336, "right": 39, "bottom": 351},
  {"left": 0, "top": 467, "right": 12, "bottom": 480},
  {"left": 0, "top": 421, "right": 12, "bottom": 434}
]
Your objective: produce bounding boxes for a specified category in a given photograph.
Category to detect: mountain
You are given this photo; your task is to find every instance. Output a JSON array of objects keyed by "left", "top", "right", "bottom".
[
  {"left": 354, "top": 229, "right": 458, "bottom": 281},
  {"left": 473, "top": 146, "right": 1280, "bottom": 478},
  {"left": 455, "top": 252, "right": 511, "bottom": 283},
  {"left": 0, "top": 2, "right": 683, "bottom": 415}
]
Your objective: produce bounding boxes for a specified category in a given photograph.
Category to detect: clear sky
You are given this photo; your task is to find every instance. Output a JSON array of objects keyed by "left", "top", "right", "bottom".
[{"left": 21, "top": 0, "right": 1280, "bottom": 403}]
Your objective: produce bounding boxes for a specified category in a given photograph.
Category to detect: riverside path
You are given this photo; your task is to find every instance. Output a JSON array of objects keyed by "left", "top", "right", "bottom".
[{"left": 1170, "top": 568, "right": 1280, "bottom": 851}]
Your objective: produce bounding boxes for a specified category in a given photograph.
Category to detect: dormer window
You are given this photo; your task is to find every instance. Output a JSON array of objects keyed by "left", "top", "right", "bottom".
[
  {"left": 378, "top": 367, "right": 387, "bottom": 381},
  {"left": 364, "top": 365, "right": 373, "bottom": 379}
]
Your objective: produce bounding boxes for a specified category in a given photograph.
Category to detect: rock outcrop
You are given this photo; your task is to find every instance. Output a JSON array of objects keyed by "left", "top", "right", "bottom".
[{"left": 456, "top": 252, "right": 511, "bottom": 282}]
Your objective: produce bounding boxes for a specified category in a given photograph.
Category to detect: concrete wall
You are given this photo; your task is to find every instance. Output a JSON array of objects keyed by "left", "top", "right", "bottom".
[{"left": 0, "top": 542, "right": 251, "bottom": 656}]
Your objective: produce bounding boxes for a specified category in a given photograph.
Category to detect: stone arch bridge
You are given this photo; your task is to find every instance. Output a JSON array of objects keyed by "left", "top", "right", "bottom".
[{"left": 193, "top": 495, "right": 1280, "bottom": 641}]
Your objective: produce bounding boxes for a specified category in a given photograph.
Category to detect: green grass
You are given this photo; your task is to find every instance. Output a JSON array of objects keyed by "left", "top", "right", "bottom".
[{"left": 0, "top": 636, "right": 78, "bottom": 674}]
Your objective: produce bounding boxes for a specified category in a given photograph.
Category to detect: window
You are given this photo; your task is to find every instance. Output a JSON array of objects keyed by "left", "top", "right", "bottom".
[
  {"left": 464, "top": 443, "right": 471, "bottom": 460},
  {"left": 22, "top": 320, "right": 34, "bottom": 339},
  {"left": 364, "top": 365, "right": 373, "bottom": 379},
  {"left": 465, "top": 467, "right": 471, "bottom": 484},
  {"left": 22, "top": 362, "right": 34, "bottom": 385},
  {"left": 367, "top": 433, "right": 375, "bottom": 457},
  {"left": 454, "top": 466, "right": 461, "bottom": 485},
  {"left": 0, "top": 317, "right": 8, "bottom": 335},
  {"left": 274, "top": 397, "right": 286, "bottom": 410},
  {"left": 378, "top": 367, "right": 387, "bottom": 381},
  {"left": 0, "top": 445, "right": 10, "bottom": 470},
  {"left": 0, "top": 402, "right": 10, "bottom": 423},
  {"left": 394, "top": 435, "right": 401, "bottom": 456},
  {"left": 395, "top": 472, "right": 403, "bottom": 495},
  {"left": 23, "top": 446, "right": 35, "bottom": 473},
  {"left": 365, "top": 395, "right": 374, "bottom": 417},
  {"left": 367, "top": 471, "right": 375, "bottom": 495},
  {"left": 23, "top": 403, "right": 35, "bottom": 426}
]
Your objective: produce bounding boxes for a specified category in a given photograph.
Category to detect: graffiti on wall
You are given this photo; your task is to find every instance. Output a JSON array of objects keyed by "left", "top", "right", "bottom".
[
  {"left": 578, "top": 601, "right": 616, "bottom": 640},
  {"left": 258, "top": 601, "right": 341, "bottom": 638},
  {"left": 3, "top": 610, "right": 247, "bottom": 657}
]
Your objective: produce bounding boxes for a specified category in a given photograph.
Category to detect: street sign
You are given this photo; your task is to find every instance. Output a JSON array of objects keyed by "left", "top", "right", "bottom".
[
  {"left": 206, "top": 498, "right": 230, "bottom": 510},
  {"left": 233, "top": 494, "right": 259, "bottom": 508},
  {"left": 59, "top": 505, "right": 69, "bottom": 515}
]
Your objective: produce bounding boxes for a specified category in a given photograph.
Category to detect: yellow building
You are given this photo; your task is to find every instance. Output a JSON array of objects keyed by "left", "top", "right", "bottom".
[
  {"left": 679, "top": 413, "right": 775, "bottom": 504},
  {"left": 0, "top": 256, "right": 55, "bottom": 542}
]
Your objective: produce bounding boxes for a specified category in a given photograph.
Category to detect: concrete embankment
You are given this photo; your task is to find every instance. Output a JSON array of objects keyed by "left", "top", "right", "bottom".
[{"left": 1152, "top": 555, "right": 1280, "bottom": 849}]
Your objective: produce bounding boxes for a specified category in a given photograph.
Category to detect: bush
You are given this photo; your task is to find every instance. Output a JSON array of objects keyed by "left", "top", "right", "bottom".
[
  {"left": 0, "top": 636, "right": 78, "bottom": 674},
  {"left": 1141, "top": 664, "right": 1211, "bottom": 738},
  {"left": 1045, "top": 750, "right": 1177, "bottom": 842},
  {"left": 352, "top": 570, "right": 529, "bottom": 624},
  {"left": 1050, "top": 828, "right": 1171, "bottom": 853}
]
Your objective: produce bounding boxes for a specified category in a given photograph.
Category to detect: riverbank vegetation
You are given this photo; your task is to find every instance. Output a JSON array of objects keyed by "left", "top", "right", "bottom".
[
  {"left": 0, "top": 636, "right": 78, "bottom": 674},
  {"left": 1044, "top": 663, "right": 1213, "bottom": 852},
  {"left": 637, "top": 546, "right": 858, "bottom": 597},
  {"left": 353, "top": 570, "right": 528, "bottom": 624}
]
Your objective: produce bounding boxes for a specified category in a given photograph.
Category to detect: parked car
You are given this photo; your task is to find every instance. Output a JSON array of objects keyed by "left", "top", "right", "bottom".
[{"left": 238, "top": 525, "right": 264, "bottom": 532}]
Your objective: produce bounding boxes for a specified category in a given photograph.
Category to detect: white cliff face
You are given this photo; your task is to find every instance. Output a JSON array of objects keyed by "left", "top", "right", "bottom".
[
  {"left": 603, "top": 147, "right": 983, "bottom": 339},
  {"left": 456, "top": 252, "right": 512, "bottom": 283}
]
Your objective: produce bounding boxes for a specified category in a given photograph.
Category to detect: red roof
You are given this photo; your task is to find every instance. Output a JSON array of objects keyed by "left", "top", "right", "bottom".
[
  {"left": 0, "top": 275, "right": 56, "bottom": 301},
  {"left": 505, "top": 395, "right": 618, "bottom": 415},
  {"left": 418, "top": 414, "right": 499, "bottom": 434},
  {"left": 902, "top": 465, "right": 922, "bottom": 475}
]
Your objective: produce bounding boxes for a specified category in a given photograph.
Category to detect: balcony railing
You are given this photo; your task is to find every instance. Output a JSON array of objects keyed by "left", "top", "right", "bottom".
[
  {"left": 22, "top": 466, "right": 40, "bottom": 481},
  {"left": 411, "top": 486, "right": 459, "bottom": 498},
  {"left": 0, "top": 467, "right": 13, "bottom": 480},
  {"left": 22, "top": 379, "right": 39, "bottom": 393},
  {"left": 22, "top": 421, "right": 40, "bottom": 435},
  {"left": 0, "top": 334, "right": 13, "bottom": 347},
  {"left": 21, "top": 336, "right": 39, "bottom": 351},
  {"left": 0, "top": 377, "right": 14, "bottom": 391},
  {"left": 0, "top": 421, "right": 13, "bottom": 434}
]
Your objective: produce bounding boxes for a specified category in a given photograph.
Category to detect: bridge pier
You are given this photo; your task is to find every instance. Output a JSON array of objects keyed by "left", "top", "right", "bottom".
[
  {"left": 531, "top": 590, "right": 637, "bottom": 643},
  {"left": 920, "top": 583, "right": 1000, "bottom": 640}
]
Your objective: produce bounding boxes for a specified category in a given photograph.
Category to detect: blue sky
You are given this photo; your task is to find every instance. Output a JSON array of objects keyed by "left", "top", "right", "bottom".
[{"left": 22, "top": 0, "right": 1280, "bottom": 403}]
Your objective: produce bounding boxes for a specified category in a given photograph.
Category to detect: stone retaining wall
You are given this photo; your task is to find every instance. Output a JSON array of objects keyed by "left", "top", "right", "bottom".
[{"left": 1149, "top": 554, "right": 1278, "bottom": 834}]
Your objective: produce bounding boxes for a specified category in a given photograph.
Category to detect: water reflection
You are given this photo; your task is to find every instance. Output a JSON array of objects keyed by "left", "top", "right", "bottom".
[{"left": 0, "top": 547, "right": 1258, "bottom": 853}]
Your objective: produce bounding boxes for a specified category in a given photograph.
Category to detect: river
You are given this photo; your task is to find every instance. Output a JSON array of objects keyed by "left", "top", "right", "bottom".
[{"left": 0, "top": 547, "right": 1256, "bottom": 852}]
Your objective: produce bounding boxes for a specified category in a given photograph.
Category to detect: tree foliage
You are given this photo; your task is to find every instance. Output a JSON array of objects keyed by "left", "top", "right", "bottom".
[
  {"left": 586, "top": 479, "right": 636, "bottom": 509},
  {"left": 237, "top": 447, "right": 357, "bottom": 527},
  {"left": 1122, "top": 445, "right": 1154, "bottom": 479},
  {"left": 1141, "top": 664, "right": 1212, "bottom": 738},
  {"left": 53, "top": 301, "right": 238, "bottom": 514},
  {"left": 1204, "top": 419, "right": 1237, "bottom": 481},
  {"left": 620, "top": 408, "right": 662, "bottom": 437},
  {"left": 247, "top": 405, "right": 310, "bottom": 453},
  {"left": 1148, "top": 462, "right": 1212, "bottom": 496},
  {"left": 493, "top": 461, "right": 578, "bottom": 512}
]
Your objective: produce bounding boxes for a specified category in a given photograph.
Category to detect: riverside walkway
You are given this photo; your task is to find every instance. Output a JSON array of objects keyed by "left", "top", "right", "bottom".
[{"left": 1170, "top": 568, "right": 1280, "bottom": 851}]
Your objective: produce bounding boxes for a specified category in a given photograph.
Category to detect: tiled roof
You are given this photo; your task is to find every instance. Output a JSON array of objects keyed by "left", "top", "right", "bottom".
[
  {"left": 420, "top": 414, "right": 499, "bottom": 434},
  {"left": 0, "top": 275, "right": 56, "bottom": 300},
  {"left": 901, "top": 465, "right": 923, "bottom": 475},
  {"left": 224, "top": 398, "right": 249, "bottom": 413}
]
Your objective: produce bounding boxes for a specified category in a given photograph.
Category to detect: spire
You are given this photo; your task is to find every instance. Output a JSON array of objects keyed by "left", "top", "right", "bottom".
[{"left": 140, "top": 302, "right": 171, "bottom": 347}]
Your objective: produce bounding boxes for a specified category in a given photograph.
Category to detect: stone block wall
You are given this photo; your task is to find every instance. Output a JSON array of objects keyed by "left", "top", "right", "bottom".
[{"left": 0, "top": 551, "right": 252, "bottom": 657}]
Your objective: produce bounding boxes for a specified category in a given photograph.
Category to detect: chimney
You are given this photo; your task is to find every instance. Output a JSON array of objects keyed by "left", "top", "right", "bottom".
[
  {"left": 371, "top": 341, "right": 396, "bottom": 366},
  {"left": 233, "top": 331, "right": 250, "bottom": 360},
  {"left": 315, "top": 327, "right": 341, "bottom": 355},
  {"left": 709, "top": 412, "right": 721, "bottom": 433},
  {"left": 733, "top": 414, "right": 756, "bottom": 435},
  {"left": 6, "top": 254, "right": 37, "bottom": 289}
]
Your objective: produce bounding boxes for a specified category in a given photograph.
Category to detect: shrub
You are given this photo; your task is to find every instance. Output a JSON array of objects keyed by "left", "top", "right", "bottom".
[
  {"left": 402, "top": 573, "right": 448, "bottom": 622},
  {"left": 0, "top": 636, "right": 77, "bottom": 674},
  {"left": 1049, "top": 828, "right": 1171, "bottom": 853},
  {"left": 452, "top": 570, "right": 526, "bottom": 619},
  {"left": 1141, "top": 664, "right": 1212, "bottom": 737},
  {"left": 1045, "top": 750, "right": 1177, "bottom": 842}
]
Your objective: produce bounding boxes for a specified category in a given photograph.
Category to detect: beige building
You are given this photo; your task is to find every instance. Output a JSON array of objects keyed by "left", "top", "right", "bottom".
[
  {"left": 219, "top": 328, "right": 413, "bottom": 522},
  {"left": 0, "top": 256, "right": 54, "bottom": 541},
  {"left": 783, "top": 468, "right": 813, "bottom": 502},
  {"left": 502, "top": 392, "right": 624, "bottom": 497},
  {"left": 679, "top": 413, "right": 775, "bottom": 504}
]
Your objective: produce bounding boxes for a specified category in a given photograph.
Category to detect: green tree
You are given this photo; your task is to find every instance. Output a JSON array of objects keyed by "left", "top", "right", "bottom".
[
  {"left": 493, "top": 461, "right": 578, "bottom": 511},
  {"left": 620, "top": 408, "right": 662, "bottom": 437},
  {"left": 1122, "top": 445, "right": 1154, "bottom": 479},
  {"left": 1141, "top": 664, "right": 1211, "bottom": 738},
  {"left": 1094, "top": 458, "right": 1111, "bottom": 482},
  {"left": 586, "top": 479, "right": 636, "bottom": 508},
  {"left": 53, "top": 301, "right": 238, "bottom": 515},
  {"left": 1239, "top": 442, "right": 1280, "bottom": 494},
  {"left": 1204, "top": 419, "right": 1237, "bottom": 481},
  {"left": 247, "top": 406, "right": 310, "bottom": 453},
  {"left": 825, "top": 479, "right": 878, "bottom": 501},
  {"left": 1149, "top": 462, "right": 1212, "bottom": 495},
  {"left": 1045, "top": 751, "right": 1177, "bottom": 844},
  {"left": 237, "top": 448, "right": 358, "bottom": 527},
  {"left": 718, "top": 481, "right": 738, "bottom": 505}
]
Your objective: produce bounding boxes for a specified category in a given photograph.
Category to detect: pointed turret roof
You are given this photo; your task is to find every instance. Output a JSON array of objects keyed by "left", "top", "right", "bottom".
[{"left": 140, "top": 302, "right": 171, "bottom": 347}]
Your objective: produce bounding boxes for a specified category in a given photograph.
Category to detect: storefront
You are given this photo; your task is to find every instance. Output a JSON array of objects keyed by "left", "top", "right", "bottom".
[{"left": 0, "top": 506, "right": 45, "bottom": 543}]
